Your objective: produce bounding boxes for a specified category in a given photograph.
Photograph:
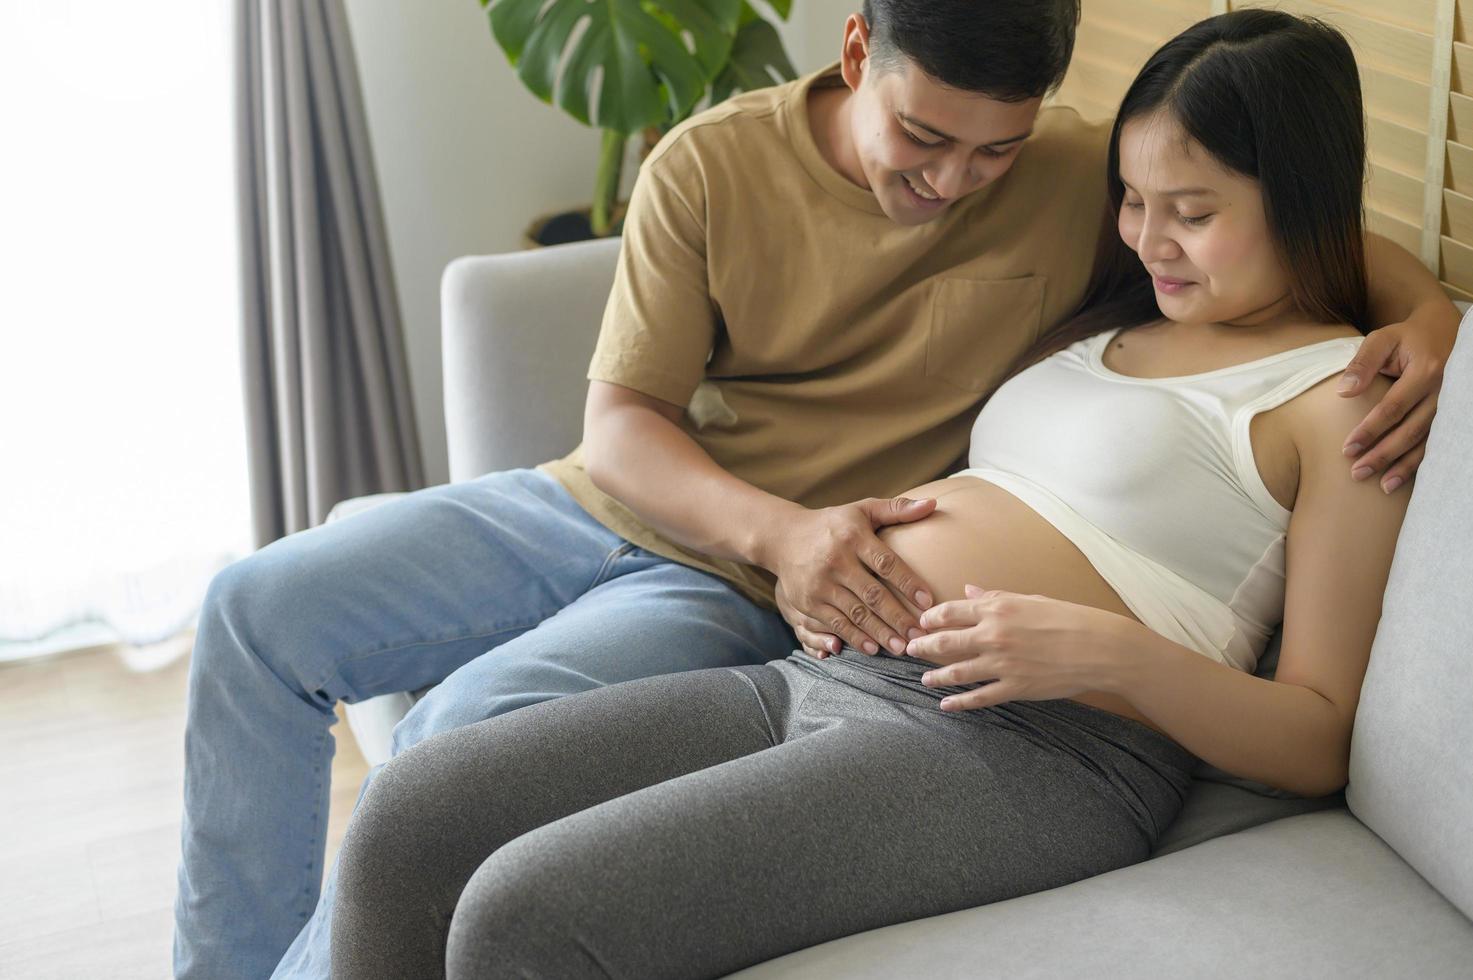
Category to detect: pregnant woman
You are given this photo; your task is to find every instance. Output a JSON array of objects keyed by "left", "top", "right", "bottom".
[{"left": 329, "top": 11, "right": 1424, "bottom": 978}]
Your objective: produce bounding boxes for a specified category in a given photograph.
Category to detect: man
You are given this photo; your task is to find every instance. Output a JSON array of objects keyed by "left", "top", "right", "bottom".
[{"left": 176, "top": 1, "right": 1457, "bottom": 976}]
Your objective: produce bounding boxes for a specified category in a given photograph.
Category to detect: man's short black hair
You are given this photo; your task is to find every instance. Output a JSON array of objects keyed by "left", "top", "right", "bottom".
[{"left": 862, "top": 0, "right": 1081, "bottom": 101}]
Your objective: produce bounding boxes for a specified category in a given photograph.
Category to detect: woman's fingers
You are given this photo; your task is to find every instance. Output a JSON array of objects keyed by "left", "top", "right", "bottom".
[
  {"left": 905, "top": 622, "right": 988, "bottom": 666},
  {"left": 939, "top": 680, "right": 1013, "bottom": 712},
  {"left": 921, "top": 653, "right": 1000, "bottom": 689}
]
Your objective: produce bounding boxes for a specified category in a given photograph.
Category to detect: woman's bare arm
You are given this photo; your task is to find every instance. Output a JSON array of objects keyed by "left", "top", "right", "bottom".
[{"left": 1103, "top": 374, "right": 1411, "bottom": 796}]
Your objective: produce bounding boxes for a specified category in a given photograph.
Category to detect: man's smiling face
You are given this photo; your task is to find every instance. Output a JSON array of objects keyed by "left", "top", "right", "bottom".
[{"left": 843, "top": 47, "right": 1042, "bottom": 226}]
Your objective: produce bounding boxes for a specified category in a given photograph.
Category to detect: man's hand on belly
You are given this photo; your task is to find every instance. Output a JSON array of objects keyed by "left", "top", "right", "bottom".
[{"left": 758, "top": 498, "right": 940, "bottom": 659}]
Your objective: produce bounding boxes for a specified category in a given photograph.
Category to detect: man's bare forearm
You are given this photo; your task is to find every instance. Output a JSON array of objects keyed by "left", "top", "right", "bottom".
[
  {"left": 583, "top": 400, "right": 801, "bottom": 570},
  {"left": 1365, "top": 232, "right": 1458, "bottom": 327}
]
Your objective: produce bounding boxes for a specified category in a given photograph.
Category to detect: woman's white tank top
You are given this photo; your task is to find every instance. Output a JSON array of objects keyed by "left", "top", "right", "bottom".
[{"left": 952, "top": 325, "right": 1362, "bottom": 672}]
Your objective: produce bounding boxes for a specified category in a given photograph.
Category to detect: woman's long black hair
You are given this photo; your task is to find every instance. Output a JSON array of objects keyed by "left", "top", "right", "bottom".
[{"left": 997, "top": 8, "right": 1370, "bottom": 388}]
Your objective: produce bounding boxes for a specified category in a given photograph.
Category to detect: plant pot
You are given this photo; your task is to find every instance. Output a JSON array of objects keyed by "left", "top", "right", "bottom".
[{"left": 522, "top": 203, "right": 629, "bottom": 249}]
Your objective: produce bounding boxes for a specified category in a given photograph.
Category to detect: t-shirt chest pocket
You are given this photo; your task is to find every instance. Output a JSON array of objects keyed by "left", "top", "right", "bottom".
[{"left": 926, "top": 275, "right": 1047, "bottom": 393}]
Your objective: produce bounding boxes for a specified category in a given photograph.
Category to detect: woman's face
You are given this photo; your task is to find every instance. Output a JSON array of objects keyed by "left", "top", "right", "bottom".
[{"left": 1116, "top": 112, "right": 1296, "bottom": 327}]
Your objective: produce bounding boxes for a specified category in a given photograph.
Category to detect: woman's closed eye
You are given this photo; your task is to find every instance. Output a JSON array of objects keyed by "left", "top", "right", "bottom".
[{"left": 1122, "top": 200, "right": 1214, "bottom": 226}]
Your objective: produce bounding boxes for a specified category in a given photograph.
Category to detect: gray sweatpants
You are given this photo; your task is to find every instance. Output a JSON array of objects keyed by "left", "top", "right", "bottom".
[{"left": 330, "top": 647, "right": 1197, "bottom": 979}]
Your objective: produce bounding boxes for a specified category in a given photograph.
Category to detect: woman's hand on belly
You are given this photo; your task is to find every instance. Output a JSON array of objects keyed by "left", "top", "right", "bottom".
[{"left": 906, "top": 585, "right": 1137, "bottom": 712}]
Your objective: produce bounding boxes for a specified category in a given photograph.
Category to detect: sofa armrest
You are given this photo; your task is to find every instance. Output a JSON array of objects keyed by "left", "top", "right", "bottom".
[{"left": 440, "top": 237, "right": 622, "bottom": 483}]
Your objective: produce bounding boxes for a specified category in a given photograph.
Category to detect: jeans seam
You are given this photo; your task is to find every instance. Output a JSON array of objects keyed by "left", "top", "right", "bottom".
[
  {"left": 583, "top": 541, "right": 636, "bottom": 593},
  {"left": 311, "top": 620, "right": 543, "bottom": 697},
  {"left": 298, "top": 722, "right": 329, "bottom": 917},
  {"left": 306, "top": 542, "right": 635, "bottom": 700}
]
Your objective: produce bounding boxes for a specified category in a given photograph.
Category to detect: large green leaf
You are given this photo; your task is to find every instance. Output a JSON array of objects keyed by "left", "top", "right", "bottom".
[
  {"left": 483, "top": 0, "right": 742, "bottom": 134},
  {"left": 710, "top": 10, "right": 797, "bottom": 105},
  {"left": 749, "top": 0, "right": 791, "bottom": 20}
]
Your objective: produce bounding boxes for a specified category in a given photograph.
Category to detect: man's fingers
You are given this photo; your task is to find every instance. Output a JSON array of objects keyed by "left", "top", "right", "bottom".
[
  {"left": 1338, "top": 330, "right": 1399, "bottom": 397},
  {"left": 858, "top": 537, "right": 934, "bottom": 611},
  {"left": 800, "top": 640, "right": 830, "bottom": 659},
  {"left": 820, "top": 593, "right": 885, "bottom": 656},
  {"left": 1342, "top": 369, "right": 1431, "bottom": 458},
  {"left": 782, "top": 594, "right": 843, "bottom": 657},
  {"left": 854, "top": 562, "right": 919, "bottom": 645},
  {"left": 794, "top": 622, "right": 840, "bottom": 657},
  {"left": 866, "top": 495, "right": 938, "bottom": 527},
  {"left": 1378, "top": 440, "right": 1425, "bottom": 493},
  {"left": 777, "top": 582, "right": 846, "bottom": 658},
  {"left": 846, "top": 574, "right": 921, "bottom": 655},
  {"left": 1348, "top": 392, "right": 1436, "bottom": 486}
]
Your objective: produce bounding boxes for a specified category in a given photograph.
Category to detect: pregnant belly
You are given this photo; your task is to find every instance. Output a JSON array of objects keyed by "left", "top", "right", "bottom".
[{"left": 878, "top": 476, "right": 1164, "bottom": 734}]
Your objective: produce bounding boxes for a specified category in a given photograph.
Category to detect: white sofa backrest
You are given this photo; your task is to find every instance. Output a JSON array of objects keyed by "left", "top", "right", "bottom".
[
  {"left": 1347, "top": 307, "right": 1473, "bottom": 921},
  {"left": 440, "top": 238, "right": 620, "bottom": 483}
]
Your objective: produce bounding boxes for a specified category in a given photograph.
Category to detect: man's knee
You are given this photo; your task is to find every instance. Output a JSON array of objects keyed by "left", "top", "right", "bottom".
[
  {"left": 386, "top": 678, "right": 497, "bottom": 757},
  {"left": 192, "top": 553, "right": 301, "bottom": 685},
  {"left": 387, "top": 656, "right": 567, "bottom": 757}
]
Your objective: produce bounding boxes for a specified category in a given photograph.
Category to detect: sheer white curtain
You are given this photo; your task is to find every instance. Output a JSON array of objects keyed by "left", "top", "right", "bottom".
[{"left": 0, "top": 1, "right": 251, "bottom": 662}]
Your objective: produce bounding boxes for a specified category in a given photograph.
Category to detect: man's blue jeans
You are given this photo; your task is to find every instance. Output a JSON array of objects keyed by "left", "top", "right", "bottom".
[{"left": 171, "top": 468, "right": 795, "bottom": 979}]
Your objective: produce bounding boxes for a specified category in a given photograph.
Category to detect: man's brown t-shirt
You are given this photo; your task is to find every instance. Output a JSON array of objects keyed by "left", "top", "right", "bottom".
[{"left": 539, "top": 64, "right": 1110, "bottom": 610}]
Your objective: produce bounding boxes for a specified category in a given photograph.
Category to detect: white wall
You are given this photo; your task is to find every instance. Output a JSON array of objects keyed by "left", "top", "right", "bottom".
[
  {"left": 344, "top": 2, "right": 858, "bottom": 485},
  {"left": 798, "top": 1, "right": 860, "bottom": 71},
  {"left": 344, "top": 0, "right": 599, "bottom": 485}
]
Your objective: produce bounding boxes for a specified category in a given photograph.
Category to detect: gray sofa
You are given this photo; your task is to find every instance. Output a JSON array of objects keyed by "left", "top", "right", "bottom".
[{"left": 335, "top": 238, "right": 1473, "bottom": 977}]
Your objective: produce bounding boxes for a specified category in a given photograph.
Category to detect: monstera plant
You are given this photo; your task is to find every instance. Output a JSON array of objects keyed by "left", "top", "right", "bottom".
[{"left": 481, "top": 0, "right": 796, "bottom": 240}]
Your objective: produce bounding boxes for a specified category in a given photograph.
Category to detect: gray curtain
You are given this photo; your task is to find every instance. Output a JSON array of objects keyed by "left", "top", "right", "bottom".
[{"left": 234, "top": 0, "right": 424, "bottom": 547}]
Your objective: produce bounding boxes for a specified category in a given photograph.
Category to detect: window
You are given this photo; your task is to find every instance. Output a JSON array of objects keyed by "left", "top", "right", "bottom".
[{"left": 0, "top": 1, "right": 250, "bottom": 661}]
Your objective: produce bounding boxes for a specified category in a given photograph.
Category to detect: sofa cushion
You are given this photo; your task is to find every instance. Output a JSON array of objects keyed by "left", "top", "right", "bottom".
[
  {"left": 1151, "top": 779, "right": 1343, "bottom": 857},
  {"left": 1346, "top": 310, "right": 1473, "bottom": 921},
  {"left": 727, "top": 810, "right": 1473, "bottom": 979}
]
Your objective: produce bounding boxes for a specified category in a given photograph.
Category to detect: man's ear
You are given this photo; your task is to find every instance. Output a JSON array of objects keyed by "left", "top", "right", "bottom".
[{"left": 838, "top": 13, "right": 872, "bottom": 93}]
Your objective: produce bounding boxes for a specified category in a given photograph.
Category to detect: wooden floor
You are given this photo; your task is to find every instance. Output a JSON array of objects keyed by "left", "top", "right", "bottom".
[{"left": 0, "top": 637, "right": 369, "bottom": 979}]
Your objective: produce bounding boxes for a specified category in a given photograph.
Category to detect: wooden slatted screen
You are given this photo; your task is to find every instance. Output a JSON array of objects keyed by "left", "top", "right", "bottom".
[
  {"left": 1050, "top": 0, "right": 1467, "bottom": 301},
  {"left": 1051, "top": 0, "right": 1213, "bottom": 122}
]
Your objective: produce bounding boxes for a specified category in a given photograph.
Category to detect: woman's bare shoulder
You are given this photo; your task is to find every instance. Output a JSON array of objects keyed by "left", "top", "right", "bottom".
[{"left": 1277, "top": 358, "right": 1390, "bottom": 461}]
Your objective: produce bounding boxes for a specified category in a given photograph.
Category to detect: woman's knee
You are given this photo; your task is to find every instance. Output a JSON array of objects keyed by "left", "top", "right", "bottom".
[
  {"left": 339, "top": 725, "right": 520, "bottom": 905},
  {"left": 445, "top": 826, "right": 605, "bottom": 979},
  {"left": 335, "top": 753, "right": 435, "bottom": 902}
]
